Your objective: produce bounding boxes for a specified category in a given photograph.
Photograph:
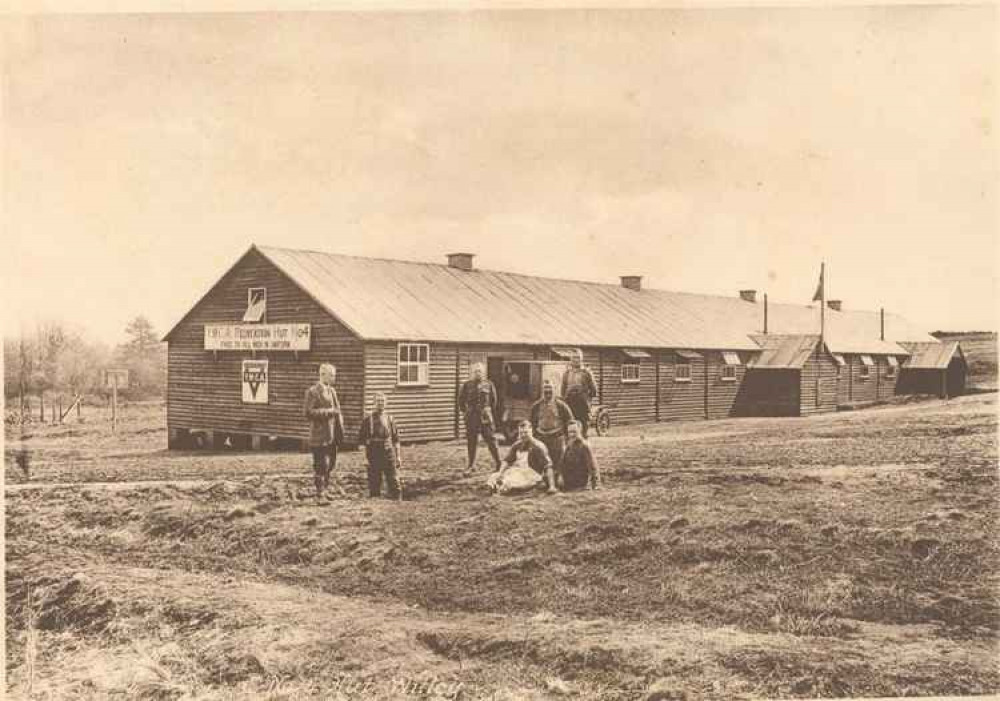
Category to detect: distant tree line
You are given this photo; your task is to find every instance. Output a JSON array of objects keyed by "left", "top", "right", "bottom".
[{"left": 4, "top": 316, "right": 166, "bottom": 418}]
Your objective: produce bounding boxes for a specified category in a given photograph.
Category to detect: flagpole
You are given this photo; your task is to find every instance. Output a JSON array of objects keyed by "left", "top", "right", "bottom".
[{"left": 820, "top": 262, "right": 826, "bottom": 347}]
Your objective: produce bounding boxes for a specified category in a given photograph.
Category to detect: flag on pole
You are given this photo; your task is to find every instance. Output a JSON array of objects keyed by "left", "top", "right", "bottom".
[{"left": 812, "top": 264, "right": 824, "bottom": 303}]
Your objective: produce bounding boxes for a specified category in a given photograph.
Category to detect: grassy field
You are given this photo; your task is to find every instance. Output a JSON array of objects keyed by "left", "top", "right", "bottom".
[{"left": 5, "top": 395, "right": 999, "bottom": 700}]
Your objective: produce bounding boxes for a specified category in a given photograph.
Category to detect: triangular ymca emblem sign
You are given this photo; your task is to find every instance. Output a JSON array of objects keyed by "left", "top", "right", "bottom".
[{"left": 242, "top": 360, "right": 269, "bottom": 404}]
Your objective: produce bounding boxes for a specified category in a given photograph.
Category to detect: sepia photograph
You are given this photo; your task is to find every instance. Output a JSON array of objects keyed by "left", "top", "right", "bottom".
[{"left": 2, "top": 3, "right": 997, "bottom": 700}]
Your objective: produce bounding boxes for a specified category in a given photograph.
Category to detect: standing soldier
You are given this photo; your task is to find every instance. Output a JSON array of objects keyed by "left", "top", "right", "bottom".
[
  {"left": 529, "top": 380, "right": 574, "bottom": 479},
  {"left": 303, "top": 363, "right": 345, "bottom": 503},
  {"left": 560, "top": 350, "right": 598, "bottom": 438},
  {"left": 458, "top": 363, "right": 501, "bottom": 473},
  {"left": 358, "top": 392, "right": 403, "bottom": 501}
]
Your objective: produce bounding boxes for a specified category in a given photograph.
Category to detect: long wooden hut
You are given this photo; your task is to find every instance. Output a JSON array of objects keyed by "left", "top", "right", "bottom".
[{"left": 163, "top": 245, "right": 950, "bottom": 447}]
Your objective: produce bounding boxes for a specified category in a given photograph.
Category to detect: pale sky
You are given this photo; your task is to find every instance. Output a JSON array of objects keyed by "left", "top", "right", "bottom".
[{"left": 2, "top": 6, "right": 997, "bottom": 343}]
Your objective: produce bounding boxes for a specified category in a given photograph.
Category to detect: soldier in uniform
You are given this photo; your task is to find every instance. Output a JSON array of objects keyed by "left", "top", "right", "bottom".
[
  {"left": 560, "top": 350, "right": 599, "bottom": 438},
  {"left": 499, "top": 420, "right": 558, "bottom": 494},
  {"left": 303, "top": 363, "right": 345, "bottom": 503},
  {"left": 457, "top": 363, "right": 501, "bottom": 473},
  {"left": 358, "top": 392, "right": 403, "bottom": 500},
  {"left": 560, "top": 420, "right": 602, "bottom": 491},
  {"left": 529, "top": 380, "right": 574, "bottom": 479}
]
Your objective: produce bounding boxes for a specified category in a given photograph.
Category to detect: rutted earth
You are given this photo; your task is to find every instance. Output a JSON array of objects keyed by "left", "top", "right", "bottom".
[{"left": 5, "top": 395, "right": 999, "bottom": 699}]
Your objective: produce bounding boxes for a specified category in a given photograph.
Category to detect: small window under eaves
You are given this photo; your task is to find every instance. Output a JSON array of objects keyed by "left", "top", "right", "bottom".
[
  {"left": 551, "top": 347, "right": 581, "bottom": 360},
  {"left": 243, "top": 287, "right": 267, "bottom": 322},
  {"left": 722, "top": 351, "right": 741, "bottom": 366},
  {"left": 860, "top": 355, "right": 875, "bottom": 367}
]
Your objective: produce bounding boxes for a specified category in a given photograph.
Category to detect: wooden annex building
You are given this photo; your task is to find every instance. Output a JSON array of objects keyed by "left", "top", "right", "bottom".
[{"left": 164, "top": 245, "right": 958, "bottom": 448}]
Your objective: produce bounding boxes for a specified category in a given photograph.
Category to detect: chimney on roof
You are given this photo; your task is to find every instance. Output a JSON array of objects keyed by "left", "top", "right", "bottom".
[
  {"left": 446, "top": 253, "right": 475, "bottom": 271},
  {"left": 739, "top": 289, "right": 757, "bottom": 303},
  {"left": 620, "top": 275, "right": 642, "bottom": 292},
  {"left": 827, "top": 300, "right": 842, "bottom": 311}
]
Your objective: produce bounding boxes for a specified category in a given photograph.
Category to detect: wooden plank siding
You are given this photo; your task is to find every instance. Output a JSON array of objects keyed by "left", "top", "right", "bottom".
[
  {"left": 704, "top": 351, "right": 750, "bottom": 419},
  {"left": 877, "top": 357, "right": 900, "bottom": 401},
  {"left": 166, "top": 249, "right": 365, "bottom": 445},
  {"left": 799, "top": 346, "right": 839, "bottom": 415},
  {"left": 363, "top": 342, "right": 459, "bottom": 444},
  {"left": 733, "top": 370, "right": 800, "bottom": 416},
  {"left": 896, "top": 368, "right": 945, "bottom": 397},
  {"left": 657, "top": 352, "right": 708, "bottom": 421},
  {"left": 363, "top": 343, "right": 561, "bottom": 444},
  {"left": 836, "top": 359, "right": 851, "bottom": 406},
  {"left": 844, "top": 355, "right": 878, "bottom": 405},
  {"left": 596, "top": 352, "right": 657, "bottom": 426}
]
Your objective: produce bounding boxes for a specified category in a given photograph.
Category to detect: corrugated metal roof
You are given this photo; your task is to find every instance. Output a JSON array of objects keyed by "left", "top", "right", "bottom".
[
  {"left": 175, "top": 245, "right": 937, "bottom": 353},
  {"left": 901, "top": 341, "right": 962, "bottom": 369},
  {"left": 748, "top": 335, "right": 819, "bottom": 369}
]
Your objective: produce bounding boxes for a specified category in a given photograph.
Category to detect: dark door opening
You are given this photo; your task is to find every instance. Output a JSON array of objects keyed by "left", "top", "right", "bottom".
[
  {"left": 946, "top": 359, "right": 967, "bottom": 397},
  {"left": 487, "top": 356, "right": 505, "bottom": 415}
]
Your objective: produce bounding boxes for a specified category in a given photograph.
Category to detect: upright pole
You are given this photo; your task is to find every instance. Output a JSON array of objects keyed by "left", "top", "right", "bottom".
[
  {"left": 880, "top": 307, "right": 885, "bottom": 341},
  {"left": 112, "top": 375, "right": 118, "bottom": 434},
  {"left": 763, "top": 293, "right": 769, "bottom": 335},
  {"left": 820, "top": 262, "right": 826, "bottom": 347}
]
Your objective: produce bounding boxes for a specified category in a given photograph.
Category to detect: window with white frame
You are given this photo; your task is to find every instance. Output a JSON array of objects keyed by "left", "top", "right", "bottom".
[
  {"left": 885, "top": 355, "right": 898, "bottom": 379},
  {"left": 675, "top": 362, "right": 692, "bottom": 382},
  {"left": 721, "top": 351, "right": 740, "bottom": 382},
  {"left": 621, "top": 362, "right": 640, "bottom": 384},
  {"left": 243, "top": 287, "right": 267, "bottom": 322},
  {"left": 859, "top": 354, "right": 874, "bottom": 379},
  {"left": 397, "top": 343, "right": 430, "bottom": 386}
]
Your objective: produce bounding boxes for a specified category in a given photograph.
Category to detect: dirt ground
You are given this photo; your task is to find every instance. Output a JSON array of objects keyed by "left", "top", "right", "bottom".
[{"left": 5, "top": 395, "right": 999, "bottom": 700}]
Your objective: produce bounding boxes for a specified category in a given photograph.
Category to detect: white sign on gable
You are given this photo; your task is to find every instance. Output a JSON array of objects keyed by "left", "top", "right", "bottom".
[
  {"left": 242, "top": 360, "right": 269, "bottom": 404},
  {"left": 205, "top": 323, "right": 311, "bottom": 351}
]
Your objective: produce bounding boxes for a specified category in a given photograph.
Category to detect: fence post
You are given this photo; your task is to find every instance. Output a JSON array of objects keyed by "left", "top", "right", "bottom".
[{"left": 112, "top": 376, "right": 118, "bottom": 434}]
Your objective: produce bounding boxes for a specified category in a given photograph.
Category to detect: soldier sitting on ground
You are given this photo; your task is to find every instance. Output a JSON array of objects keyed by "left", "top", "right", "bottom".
[
  {"left": 489, "top": 420, "right": 558, "bottom": 495},
  {"left": 560, "top": 420, "right": 602, "bottom": 491}
]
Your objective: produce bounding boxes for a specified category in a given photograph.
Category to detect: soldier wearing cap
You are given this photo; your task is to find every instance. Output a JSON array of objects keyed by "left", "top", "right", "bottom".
[
  {"left": 560, "top": 350, "right": 598, "bottom": 439},
  {"left": 529, "top": 379, "right": 574, "bottom": 481},
  {"left": 357, "top": 392, "right": 403, "bottom": 500},
  {"left": 457, "top": 363, "right": 501, "bottom": 473}
]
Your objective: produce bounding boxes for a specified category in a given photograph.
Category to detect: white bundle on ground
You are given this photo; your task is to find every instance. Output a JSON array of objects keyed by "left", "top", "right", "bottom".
[{"left": 486, "top": 466, "right": 542, "bottom": 495}]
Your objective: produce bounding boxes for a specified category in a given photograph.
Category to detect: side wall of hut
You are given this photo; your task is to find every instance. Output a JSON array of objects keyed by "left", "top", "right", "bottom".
[
  {"left": 704, "top": 351, "right": 750, "bottom": 419},
  {"left": 657, "top": 351, "right": 708, "bottom": 421},
  {"left": 876, "top": 357, "right": 899, "bottom": 401},
  {"left": 844, "top": 355, "right": 878, "bottom": 405},
  {"left": 597, "top": 351, "right": 657, "bottom": 426}
]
